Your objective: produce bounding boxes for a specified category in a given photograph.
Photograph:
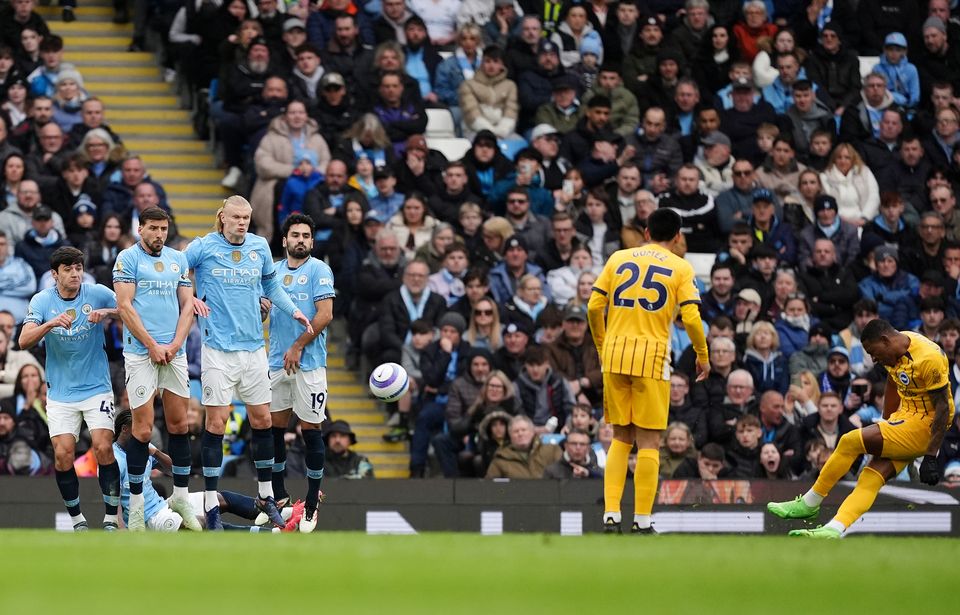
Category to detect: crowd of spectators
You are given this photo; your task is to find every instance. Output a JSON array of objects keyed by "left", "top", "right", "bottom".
[{"left": 5, "top": 0, "right": 960, "bottom": 482}]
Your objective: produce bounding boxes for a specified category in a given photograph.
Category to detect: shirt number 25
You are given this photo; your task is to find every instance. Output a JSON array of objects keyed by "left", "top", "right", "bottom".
[{"left": 612, "top": 263, "right": 673, "bottom": 311}]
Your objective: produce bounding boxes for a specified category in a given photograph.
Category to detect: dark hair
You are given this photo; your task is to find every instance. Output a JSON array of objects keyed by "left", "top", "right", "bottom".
[
  {"left": 860, "top": 318, "right": 897, "bottom": 344},
  {"left": 463, "top": 267, "right": 489, "bottom": 286},
  {"left": 712, "top": 315, "right": 734, "bottom": 331},
  {"left": 410, "top": 318, "right": 433, "bottom": 335},
  {"left": 443, "top": 242, "right": 468, "bottom": 259},
  {"left": 114, "top": 408, "right": 132, "bottom": 438},
  {"left": 294, "top": 43, "right": 321, "bottom": 57},
  {"left": 793, "top": 79, "right": 813, "bottom": 92},
  {"left": 940, "top": 318, "right": 960, "bottom": 333},
  {"left": 536, "top": 304, "right": 563, "bottom": 329},
  {"left": 523, "top": 345, "right": 548, "bottom": 365},
  {"left": 587, "top": 94, "right": 612, "bottom": 109},
  {"left": 700, "top": 443, "right": 725, "bottom": 462},
  {"left": 852, "top": 299, "right": 878, "bottom": 316},
  {"left": 506, "top": 185, "right": 529, "bottom": 199},
  {"left": 710, "top": 261, "right": 734, "bottom": 277},
  {"left": 50, "top": 246, "right": 84, "bottom": 271},
  {"left": 98, "top": 213, "right": 129, "bottom": 243},
  {"left": 551, "top": 211, "right": 573, "bottom": 224},
  {"left": 12, "top": 364, "right": 42, "bottom": 398},
  {"left": 0, "top": 46, "right": 13, "bottom": 60},
  {"left": 39, "top": 35, "right": 64, "bottom": 53},
  {"left": 647, "top": 208, "right": 682, "bottom": 241},
  {"left": 483, "top": 45, "right": 504, "bottom": 62},
  {"left": 920, "top": 296, "right": 946, "bottom": 313},
  {"left": 515, "top": 147, "right": 542, "bottom": 164},
  {"left": 139, "top": 207, "right": 170, "bottom": 225},
  {"left": 61, "top": 152, "right": 88, "bottom": 173},
  {"left": 729, "top": 221, "right": 753, "bottom": 236},
  {"left": 281, "top": 212, "right": 316, "bottom": 237}
]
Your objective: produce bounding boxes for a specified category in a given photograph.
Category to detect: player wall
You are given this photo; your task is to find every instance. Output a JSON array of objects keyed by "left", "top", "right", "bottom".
[{"left": 1, "top": 478, "right": 957, "bottom": 534}]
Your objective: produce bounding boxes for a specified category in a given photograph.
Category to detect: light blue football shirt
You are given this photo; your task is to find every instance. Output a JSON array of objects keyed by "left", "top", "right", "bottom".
[
  {"left": 24, "top": 283, "right": 115, "bottom": 402},
  {"left": 184, "top": 232, "right": 299, "bottom": 352},
  {"left": 268, "top": 257, "right": 335, "bottom": 372},
  {"left": 113, "top": 442, "right": 165, "bottom": 525},
  {"left": 113, "top": 243, "right": 192, "bottom": 355}
]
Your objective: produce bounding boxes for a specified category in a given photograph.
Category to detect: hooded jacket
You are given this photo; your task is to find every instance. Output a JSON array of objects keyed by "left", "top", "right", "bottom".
[
  {"left": 873, "top": 53, "right": 920, "bottom": 109},
  {"left": 743, "top": 349, "right": 790, "bottom": 395},
  {"left": 858, "top": 269, "right": 919, "bottom": 330},
  {"left": 804, "top": 44, "right": 863, "bottom": 111},
  {"left": 514, "top": 366, "right": 575, "bottom": 427},
  {"left": 458, "top": 69, "right": 519, "bottom": 138}
]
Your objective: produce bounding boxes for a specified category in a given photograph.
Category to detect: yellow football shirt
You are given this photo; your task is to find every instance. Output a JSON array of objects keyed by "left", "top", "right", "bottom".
[
  {"left": 588, "top": 244, "right": 707, "bottom": 380},
  {"left": 885, "top": 331, "right": 955, "bottom": 422}
]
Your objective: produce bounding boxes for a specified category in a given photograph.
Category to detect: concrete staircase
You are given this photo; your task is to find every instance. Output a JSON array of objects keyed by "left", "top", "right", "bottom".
[
  {"left": 40, "top": 4, "right": 411, "bottom": 478},
  {"left": 42, "top": 1, "right": 222, "bottom": 238}
]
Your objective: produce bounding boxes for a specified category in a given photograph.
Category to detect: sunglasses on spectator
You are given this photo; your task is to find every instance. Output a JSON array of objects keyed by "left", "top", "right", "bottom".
[{"left": 474, "top": 309, "right": 494, "bottom": 316}]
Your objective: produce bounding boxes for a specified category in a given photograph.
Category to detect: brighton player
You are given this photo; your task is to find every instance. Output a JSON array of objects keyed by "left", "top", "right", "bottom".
[
  {"left": 266, "top": 214, "right": 334, "bottom": 533},
  {"left": 20, "top": 247, "right": 122, "bottom": 531},
  {"left": 113, "top": 207, "right": 200, "bottom": 532},
  {"left": 187, "top": 196, "right": 313, "bottom": 530}
]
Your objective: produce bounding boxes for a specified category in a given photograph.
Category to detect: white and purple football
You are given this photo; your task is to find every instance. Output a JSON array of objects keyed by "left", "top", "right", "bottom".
[{"left": 368, "top": 362, "right": 409, "bottom": 402}]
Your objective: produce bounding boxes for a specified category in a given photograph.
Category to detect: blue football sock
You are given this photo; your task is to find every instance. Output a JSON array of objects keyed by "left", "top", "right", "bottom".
[
  {"left": 271, "top": 427, "right": 288, "bottom": 501},
  {"left": 98, "top": 462, "right": 121, "bottom": 515},
  {"left": 200, "top": 430, "right": 224, "bottom": 492},
  {"left": 220, "top": 490, "right": 258, "bottom": 520},
  {"left": 126, "top": 436, "right": 150, "bottom": 496},
  {"left": 303, "top": 428, "right": 325, "bottom": 512},
  {"left": 55, "top": 468, "right": 82, "bottom": 516},
  {"left": 167, "top": 433, "right": 192, "bottom": 489}
]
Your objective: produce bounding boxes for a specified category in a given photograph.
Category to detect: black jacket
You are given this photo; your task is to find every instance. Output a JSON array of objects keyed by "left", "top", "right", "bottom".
[
  {"left": 428, "top": 187, "right": 482, "bottom": 226},
  {"left": 378, "top": 289, "right": 448, "bottom": 355},
  {"left": 803, "top": 46, "right": 861, "bottom": 111},
  {"left": 798, "top": 263, "right": 860, "bottom": 332},
  {"left": 220, "top": 62, "right": 270, "bottom": 114},
  {"left": 419, "top": 339, "right": 473, "bottom": 398},
  {"left": 708, "top": 400, "right": 759, "bottom": 448}
]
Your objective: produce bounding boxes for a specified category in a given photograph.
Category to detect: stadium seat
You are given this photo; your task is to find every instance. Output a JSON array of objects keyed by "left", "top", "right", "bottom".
[
  {"left": 686, "top": 252, "right": 716, "bottom": 283},
  {"left": 858, "top": 56, "right": 880, "bottom": 80},
  {"left": 427, "top": 137, "right": 472, "bottom": 161},
  {"left": 425, "top": 108, "right": 457, "bottom": 138},
  {"left": 498, "top": 137, "right": 529, "bottom": 160}
]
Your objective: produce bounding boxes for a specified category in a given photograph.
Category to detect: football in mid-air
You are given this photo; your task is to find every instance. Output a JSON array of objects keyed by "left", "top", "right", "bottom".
[{"left": 369, "top": 362, "right": 409, "bottom": 402}]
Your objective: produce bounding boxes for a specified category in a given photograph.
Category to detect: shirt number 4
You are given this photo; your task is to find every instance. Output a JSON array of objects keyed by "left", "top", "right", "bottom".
[{"left": 612, "top": 263, "right": 673, "bottom": 311}]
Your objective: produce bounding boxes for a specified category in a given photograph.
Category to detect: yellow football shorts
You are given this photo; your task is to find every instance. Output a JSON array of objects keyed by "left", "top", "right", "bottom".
[
  {"left": 602, "top": 372, "right": 670, "bottom": 430},
  {"left": 878, "top": 410, "right": 955, "bottom": 462}
]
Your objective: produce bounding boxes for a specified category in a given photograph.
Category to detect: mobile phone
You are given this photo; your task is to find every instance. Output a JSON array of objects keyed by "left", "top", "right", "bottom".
[
  {"left": 851, "top": 384, "right": 868, "bottom": 396},
  {"left": 562, "top": 179, "right": 575, "bottom": 196}
]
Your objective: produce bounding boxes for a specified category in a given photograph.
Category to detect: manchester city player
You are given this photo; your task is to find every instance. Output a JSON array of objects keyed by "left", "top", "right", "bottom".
[
  {"left": 113, "top": 207, "right": 200, "bottom": 532},
  {"left": 186, "top": 196, "right": 313, "bottom": 530},
  {"left": 267, "top": 214, "right": 334, "bottom": 533},
  {"left": 20, "top": 247, "right": 121, "bottom": 531}
]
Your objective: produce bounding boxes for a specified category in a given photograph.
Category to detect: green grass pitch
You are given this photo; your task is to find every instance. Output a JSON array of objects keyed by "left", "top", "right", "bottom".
[{"left": 2, "top": 532, "right": 956, "bottom": 614}]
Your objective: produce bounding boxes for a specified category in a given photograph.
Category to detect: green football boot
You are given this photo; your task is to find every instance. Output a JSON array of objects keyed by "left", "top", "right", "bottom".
[
  {"left": 767, "top": 496, "right": 820, "bottom": 520},
  {"left": 788, "top": 525, "right": 842, "bottom": 539}
]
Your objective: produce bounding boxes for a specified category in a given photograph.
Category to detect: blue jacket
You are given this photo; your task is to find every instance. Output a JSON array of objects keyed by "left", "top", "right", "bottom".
[
  {"left": 762, "top": 68, "right": 815, "bottom": 114},
  {"left": 488, "top": 261, "right": 549, "bottom": 306},
  {"left": 488, "top": 174, "right": 554, "bottom": 218},
  {"left": 858, "top": 271, "right": 920, "bottom": 330},
  {"left": 434, "top": 55, "right": 476, "bottom": 108},
  {"left": 873, "top": 56, "right": 920, "bottom": 109},
  {"left": 279, "top": 171, "right": 324, "bottom": 226},
  {"left": 749, "top": 215, "right": 797, "bottom": 266},
  {"left": 743, "top": 349, "right": 790, "bottom": 395},
  {"left": 306, "top": 8, "right": 374, "bottom": 49},
  {"left": 775, "top": 318, "right": 821, "bottom": 359}
]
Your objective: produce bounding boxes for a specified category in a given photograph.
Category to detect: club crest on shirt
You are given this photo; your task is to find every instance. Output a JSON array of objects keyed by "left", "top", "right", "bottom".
[
  {"left": 283, "top": 274, "right": 293, "bottom": 286},
  {"left": 231, "top": 250, "right": 242, "bottom": 263},
  {"left": 81, "top": 304, "right": 92, "bottom": 314},
  {"left": 898, "top": 371, "right": 910, "bottom": 385},
  {"left": 136, "top": 386, "right": 147, "bottom": 399},
  {"left": 154, "top": 262, "right": 165, "bottom": 273},
  {"left": 250, "top": 251, "right": 259, "bottom": 261},
  {"left": 170, "top": 263, "right": 180, "bottom": 274},
  {"left": 298, "top": 275, "right": 308, "bottom": 285}
]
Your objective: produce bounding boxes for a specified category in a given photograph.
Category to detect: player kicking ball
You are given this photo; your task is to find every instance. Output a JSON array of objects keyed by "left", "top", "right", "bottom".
[
  {"left": 113, "top": 207, "right": 200, "bottom": 531},
  {"left": 768, "top": 319, "right": 954, "bottom": 537},
  {"left": 262, "top": 214, "right": 334, "bottom": 533},
  {"left": 113, "top": 410, "right": 302, "bottom": 531},
  {"left": 187, "top": 196, "right": 313, "bottom": 530},
  {"left": 587, "top": 209, "right": 710, "bottom": 534},
  {"left": 21, "top": 247, "right": 122, "bottom": 531}
]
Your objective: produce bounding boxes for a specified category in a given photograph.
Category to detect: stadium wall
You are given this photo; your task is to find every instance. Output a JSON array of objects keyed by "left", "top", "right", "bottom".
[{"left": 1, "top": 478, "right": 957, "bottom": 535}]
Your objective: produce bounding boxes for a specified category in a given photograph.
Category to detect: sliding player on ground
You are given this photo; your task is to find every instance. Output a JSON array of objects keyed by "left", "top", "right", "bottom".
[
  {"left": 267, "top": 214, "right": 334, "bottom": 533},
  {"left": 21, "top": 247, "right": 122, "bottom": 531},
  {"left": 587, "top": 209, "right": 710, "bottom": 534},
  {"left": 768, "top": 319, "right": 954, "bottom": 537},
  {"left": 113, "top": 207, "right": 200, "bottom": 531},
  {"left": 186, "top": 196, "right": 313, "bottom": 530}
]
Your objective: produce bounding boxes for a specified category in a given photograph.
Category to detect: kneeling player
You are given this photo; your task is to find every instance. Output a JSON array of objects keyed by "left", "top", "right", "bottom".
[
  {"left": 768, "top": 319, "right": 954, "bottom": 537},
  {"left": 113, "top": 410, "right": 301, "bottom": 531},
  {"left": 267, "top": 214, "right": 334, "bottom": 532}
]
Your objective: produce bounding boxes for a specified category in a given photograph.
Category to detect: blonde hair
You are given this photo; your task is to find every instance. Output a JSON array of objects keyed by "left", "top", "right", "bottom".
[
  {"left": 465, "top": 297, "right": 503, "bottom": 350},
  {"left": 468, "top": 370, "right": 514, "bottom": 415},
  {"left": 796, "top": 370, "right": 821, "bottom": 404},
  {"left": 746, "top": 321, "right": 780, "bottom": 351},
  {"left": 481, "top": 216, "right": 514, "bottom": 241},
  {"left": 661, "top": 421, "right": 695, "bottom": 455},
  {"left": 828, "top": 142, "right": 866, "bottom": 172},
  {"left": 216, "top": 195, "right": 252, "bottom": 232},
  {"left": 757, "top": 122, "right": 779, "bottom": 138}
]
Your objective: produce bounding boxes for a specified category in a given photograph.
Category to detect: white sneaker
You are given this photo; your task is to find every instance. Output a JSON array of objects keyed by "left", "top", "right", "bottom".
[
  {"left": 254, "top": 497, "right": 291, "bottom": 526},
  {"left": 221, "top": 166, "right": 242, "bottom": 189},
  {"left": 127, "top": 500, "right": 146, "bottom": 532},
  {"left": 299, "top": 505, "right": 318, "bottom": 533},
  {"left": 168, "top": 496, "right": 202, "bottom": 531}
]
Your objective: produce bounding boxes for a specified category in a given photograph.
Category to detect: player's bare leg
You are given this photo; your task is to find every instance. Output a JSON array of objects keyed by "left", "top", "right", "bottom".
[
  {"left": 768, "top": 424, "right": 878, "bottom": 521},
  {"left": 603, "top": 424, "right": 635, "bottom": 533},
  {"left": 52, "top": 434, "right": 87, "bottom": 531},
  {"left": 247, "top": 402, "right": 286, "bottom": 527},
  {"left": 126, "top": 393, "right": 157, "bottom": 532},
  {"left": 163, "top": 389, "right": 201, "bottom": 531},
  {"left": 90, "top": 427, "right": 121, "bottom": 531},
  {"left": 631, "top": 426, "right": 662, "bottom": 534}
]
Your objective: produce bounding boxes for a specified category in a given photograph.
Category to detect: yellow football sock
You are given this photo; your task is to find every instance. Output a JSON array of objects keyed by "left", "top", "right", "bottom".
[
  {"left": 604, "top": 439, "right": 632, "bottom": 515},
  {"left": 835, "top": 466, "right": 886, "bottom": 528},
  {"left": 633, "top": 448, "right": 660, "bottom": 516},
  {"left": 812, "top": 430, "right": 866, "bottom": 497}
]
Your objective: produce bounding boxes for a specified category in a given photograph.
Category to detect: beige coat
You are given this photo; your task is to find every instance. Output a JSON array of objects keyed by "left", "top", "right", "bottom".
[
  {"left": 387, "top": 213, "right": 439, "bottom": 261},
  {"left": 251, "top": 116, "right": 331, "bottom": 241},
  {"left": 458, "top": 69, "right": 519, "bottom": 138},
  {"left": 0, "top": 350, "right": 42, "bottom": 399}
]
